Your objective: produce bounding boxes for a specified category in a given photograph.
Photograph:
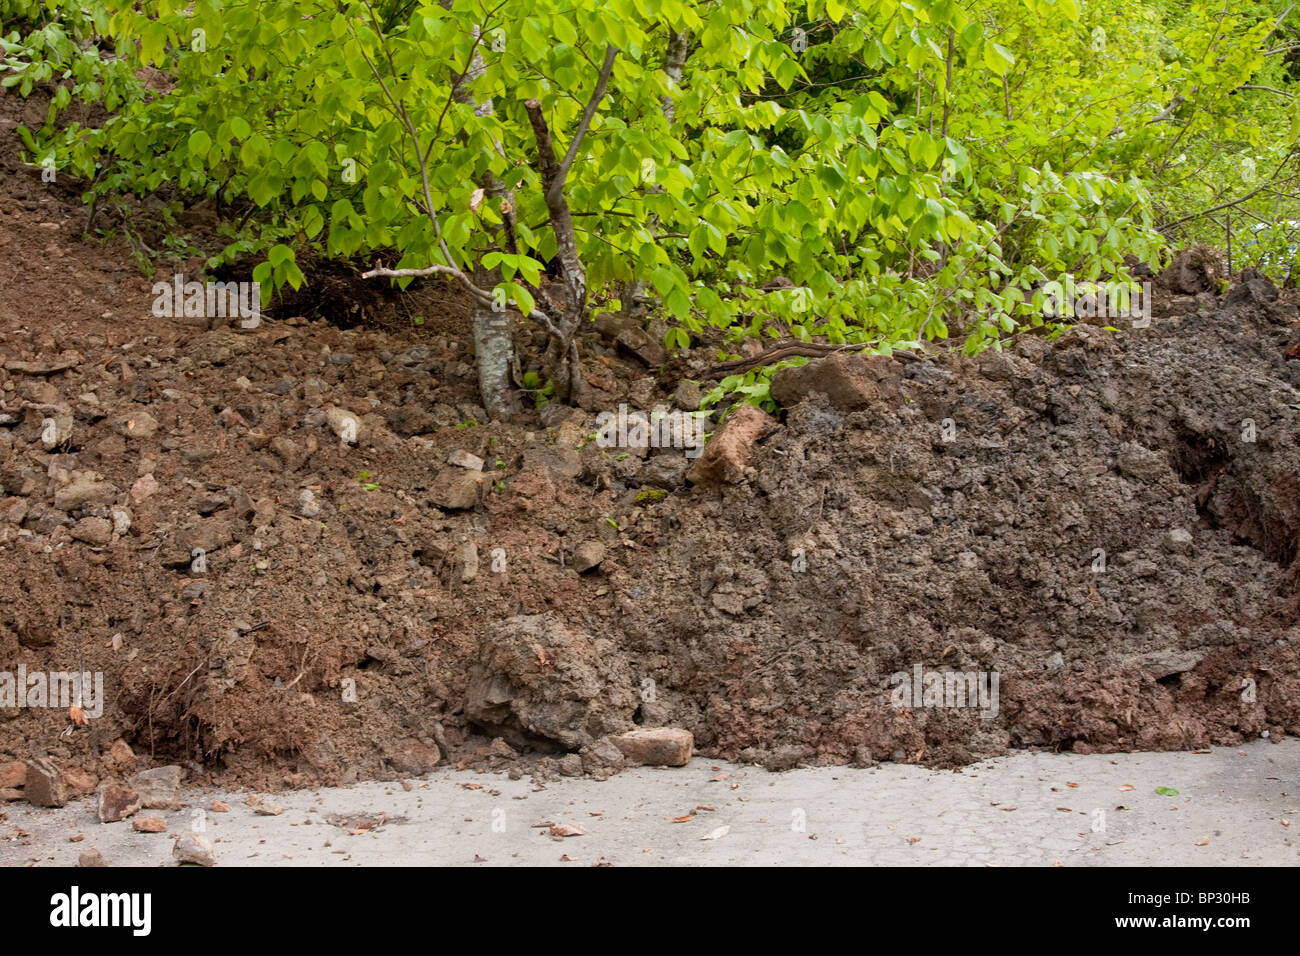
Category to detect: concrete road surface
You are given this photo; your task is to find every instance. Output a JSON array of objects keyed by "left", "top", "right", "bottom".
[{"left": 2, "top": 739, "right": 1296, "bottom": 866}]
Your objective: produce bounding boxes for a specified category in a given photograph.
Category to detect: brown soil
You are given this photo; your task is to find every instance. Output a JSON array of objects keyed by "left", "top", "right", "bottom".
[{"left": 2, "top": 85, "right": 1299, "bottom": 795}]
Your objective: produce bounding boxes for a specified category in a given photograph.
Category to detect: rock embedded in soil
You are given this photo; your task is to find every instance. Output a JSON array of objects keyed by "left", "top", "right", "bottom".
[
  {"left": 768, "top": 352, "right": 902, "bottom": 410},
  {"left": 97, "top": 784, "right": 142, "bottom": 823},
  {"left": 130, "top": 473, "right": 159, "bottom": 502},
  {"left": 325, "top": 406, "right": 361, "bottom": 444},
  {"left": 77, "top": 849, "right": 107, "bottom": 868},
  {"left": 1115, "top": 441, "right": 1170, "bottom": 482},
  {"left": 53, "top": 472, "right": 117, "bottom": 512},
  {"left": 572, "top": 540, "right": 605, "bottom": 573},
  {"left": 465, "top": 614, "right": 638, "bottom": 751},
  {"left": 296, "top": 488, "right": 320, "bottom": 518},
  {"left": 447, "top": 449, "right": 484, "bottom": 471},
  {"left": 429, "top": 467, "right": 482, "bottom": 510},
  {"left": 128, "top": 765, "right": 183, "bottom": 809},
  {"left": 610, "top": 728, "right": 694, "bottom": 767},
  {"left": 458, "top": 539, "right": 479, "bottom": 582},
  {"left": 1164, "top": 527, "right": 1194, "bottom": 555},
  {"left": 173, "top": 832, "right": 216, "bottom": 867},
  {"left": 24, "top": 756, "right": 67, "bottom": 807},
  {"left": 108, "top": 739, "right": 137, "bottom": 768},
  {"left": 132, "top": 817, "right": 167, "bottom": 833},
  {"left": 122, "top": 410, "right": 159, "bottom": 440},
  {"left": 686, "top": 404, "right": 779, "bottom": 487},
  {"left": 72, "top": 516, "right": 113, "bottom": 546}
]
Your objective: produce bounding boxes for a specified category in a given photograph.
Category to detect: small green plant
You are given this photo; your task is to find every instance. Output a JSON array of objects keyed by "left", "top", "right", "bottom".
[
  {"left": 357, "top": 471, "right": 379, "bottom": 491},
  {"left": 454, "top": 419, "right": 478, "bottom": 430},
  {"left": 635, "top": 488, "right": 668, "bottom": 504},
  {"left": 1155, "top": 786, "right": 1180, "bottom": 797}
]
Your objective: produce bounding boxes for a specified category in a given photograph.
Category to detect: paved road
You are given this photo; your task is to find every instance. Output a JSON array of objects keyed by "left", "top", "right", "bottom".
[{"left": 3, "top": 739, "right": 1296, "bottom": 866}]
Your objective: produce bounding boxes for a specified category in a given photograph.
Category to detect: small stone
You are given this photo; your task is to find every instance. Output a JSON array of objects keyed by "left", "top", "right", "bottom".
[
  {"left": 130, "top": 474, "right": 159, "bottom": 502},
  {"left": 557, "top": 754, "right": 584, "bottom": 777},
  {"left": 429, "top": 468, "right": 483, "bottom": 510},
  {"left": 128, "top": 765, "right": 183, "bottom": 809},
  {"left": 25, "top": 756, "right": 68, "bottom": 807},
  {"left": 97, "top": 784, "right": 142, "bottom": 823},
  {"left": 253, "top": 798, "right": 284, "bottom": 816},
  {"left": 77, "top": 849, "right": 107, "bottom": 868},
  {"left": 672, "top": 380, "right": 704, "bottom": 411},
  {"left": 0, "top": 760, "right": 24, "bottom": 789},
  {"left": 40, "top": 412, "right": 74, "bottom": 451},
  {"left": 447, "top": 449, "right": 485, "bottom": 471},
  {"left": 173, "top": 832, "right": 216, "bottom": 866},
  {"left": 1164, "top": 527, "right": 1194, "bottom": 555},
  {"left": 580, "top": 738, "right": 627, "bottom": 774},
  {"left": 108, "top": 738, "right": 138, "bottom": 768},
  {"left": 610, "top": 728, "right": 694, "bottom": 767},
  {"left": 123, "top": 411, "right": 160, "bottom": 440},
  {"left": 211, "top": 800, "right": 231, "bottom": 813},
  {"left": 459, "top": 539, "right": 479, "bottom": 583},
  {"left": 573, "top": 540, "right": 605, "bottom": 574},
  {"left": 54, "top": 473, "right": 118, "bottom": 512},
  {"left": 68, "top": 831, "right": 84, "bottom": 842},
  {"left": 132, "top": 816, "right": 167, "bottom": 833},
  {"left": 0, "top": 788, "right": 21, "bottom": 802},
  {"left": 61, "top": 767, "right": 98, "bottom": 793},
  {"left": 72, "top": 516, "right": 113, "bottom": 546},
  {"left": 686, "top": 404, "right": 778, "bottom": 487},
  {"left": 326, "top": 407, "right": 361, "bottom": 444},
  {"left": 296, "top": 488, "right": 320, "bottom": 518},
  {"left": 1116, "top": 442, "right": 1169, "bottom": 482}
]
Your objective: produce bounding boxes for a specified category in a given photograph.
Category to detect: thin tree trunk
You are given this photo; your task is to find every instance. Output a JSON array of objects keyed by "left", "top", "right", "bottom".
[
  {"left": 624, "top": 29, "right": 692, "bottom": 317},
  {"left": 449, "top": 16, "right": 521, "bottom": 417}
]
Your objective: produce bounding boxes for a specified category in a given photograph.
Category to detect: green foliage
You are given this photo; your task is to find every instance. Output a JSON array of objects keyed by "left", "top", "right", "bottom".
[{"left": 4, "top": 0, "right": 1298, "bottom": 391}]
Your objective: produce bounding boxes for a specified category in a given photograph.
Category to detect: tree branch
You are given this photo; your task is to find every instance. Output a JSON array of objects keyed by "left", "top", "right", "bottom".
[{"left": 544, "top": 44, "right": 618, "bottom": 207}]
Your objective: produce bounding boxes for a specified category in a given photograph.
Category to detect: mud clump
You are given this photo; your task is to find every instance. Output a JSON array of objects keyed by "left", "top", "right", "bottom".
[{"left": 465, "top": 614, "right": 638, "bottom": 751}]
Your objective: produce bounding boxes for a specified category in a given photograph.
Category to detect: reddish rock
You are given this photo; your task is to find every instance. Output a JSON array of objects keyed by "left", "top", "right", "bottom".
[
  {"left": 173, "top": 832, "right": 216, "bottom": 867},
  {"left": 428, "top": 467, "right": 483, "bottom": 510},
  {"left": 686, "top": 404, "right": 778, "bottom": 487},
  {"left": 132, "top": 816, "right": 167, "bottom": 833},
  {"left": 769, "top": 352, "right": 902, "bottom": 410},
  {"left": 77, "top": 849, "right": 107, "bottom": 867},
  {"left": 0, "top": 760, "right": 24, "bottom": 790},
  {"left": 25, "top": 757, "right": 68, "bottom": 807},
  {"left": 610, "top": 728, "right": 694, "bottom": 767},
  {"left": 97, "top": 784, "right": 142, "bottom": 823},
  {"left": 108, "top": 738, "right": 138, "bottom": 768},
  {"left": 386, "top": 740, "right": 441, "bottom": 775},
  {"left": 61, "top": 767, "right": 98, "bottom": 793}
]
